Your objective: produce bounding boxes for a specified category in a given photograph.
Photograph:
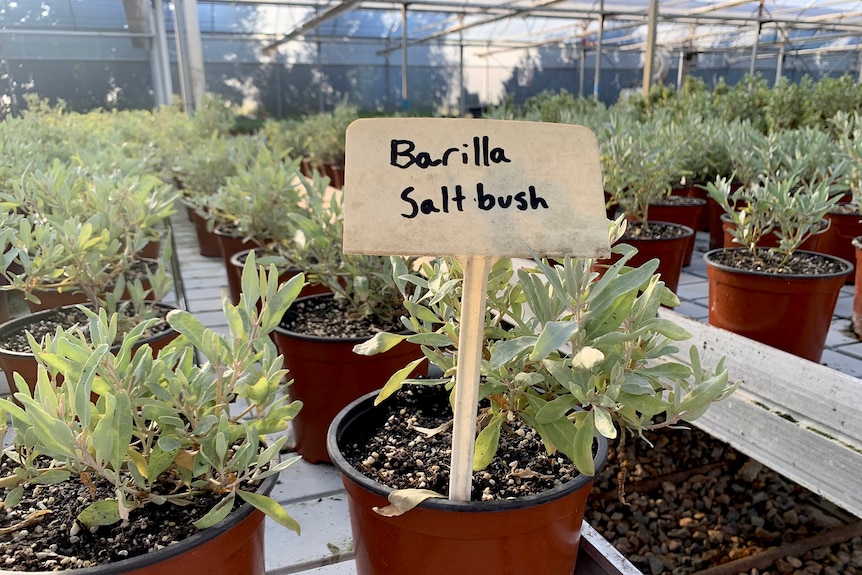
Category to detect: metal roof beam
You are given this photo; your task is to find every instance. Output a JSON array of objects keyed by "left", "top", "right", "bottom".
[
  {"left": 261, "top": 0, "right": 363, "bottom": 56},
  {"left": 376, "top": 0, "right": 572, "bottom": 56}
]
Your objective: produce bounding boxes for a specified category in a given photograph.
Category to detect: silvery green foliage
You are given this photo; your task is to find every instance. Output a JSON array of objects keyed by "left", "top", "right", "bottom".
[
  {"left": 600, "top": 111, "right": 684, "bottom": 225},
  {"left": 0, "top": 253, "right": 304, "bottom": 533},
  {"left": 356, "top": 221, "right": 737, "bottom": 477},
  {"left": 0, "top": 158, "right": 177, "bottom": 318},
  {"left": 706, "top": 171, "right": 841, "bottom": 265},
  {"left": 831, "top": 110, "right": 862, "bottom": 208}
]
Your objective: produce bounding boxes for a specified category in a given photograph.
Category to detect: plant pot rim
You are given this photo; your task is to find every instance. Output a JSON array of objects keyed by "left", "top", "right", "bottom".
[
  {"left": 623, "top": 221, "right": 695, "bottom": 241},
  {"left": 650, "top": 197, "right": 707, "bottom": 207},
  {"left": 0, "top": 472, "right": 277, "bottom": 575},
  {"left": 327, "top": 389, "right": 609, "bottom": 513},
  {"left": 0, "top": 302, "right": 178, "bottom": 360},
  {"left": 274, "top": 293, "right": 405, "bottom": 345},
  {"left": 828, "top": 202, "right": 861, "bottom": 216},
  {"left": 703, "top": 248, "right": 854, "bottom": 279},
  {"left": 227, "top": 247, "right": 300, "bottom": 274}
]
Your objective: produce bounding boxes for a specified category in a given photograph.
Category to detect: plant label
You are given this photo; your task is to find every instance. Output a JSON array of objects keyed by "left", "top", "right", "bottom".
[
  {"left": 343, "top": 118, "right": 610, "bottom": 258},
  {"left": 343, "top": 118, "right": 610, "bottom": 503}
]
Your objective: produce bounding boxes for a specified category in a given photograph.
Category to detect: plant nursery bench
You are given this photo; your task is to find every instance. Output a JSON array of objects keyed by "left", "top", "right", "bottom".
[{"left": 661, "top": 309, "right": 862, "bottom": 521}]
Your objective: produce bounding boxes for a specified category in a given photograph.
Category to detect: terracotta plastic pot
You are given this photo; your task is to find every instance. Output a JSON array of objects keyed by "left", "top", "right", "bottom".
[
  {"left": 26, "top": 288, "right": 90, "bottom": 312},
  {"left": 853, "top": 237, "right": 862, "bottom": 337},
  {"left": 228, "top": 249, "right": 330, "bottom": 303},
  {"left": 593, "top": 222, "right": 693, "bottom": 293},
  {"left": 272, "top": 294, "right": 424, "bottom": 464},
  {"left": 319, "top": 163, "right": 345, "bottom": 190},
  {"left": 0, "top": 472, "right": 276, "bottom": 575},
  {"left": 720, "top": 214, "right": 828, "bottom": 252},
  {"left": 820, "top": 206, "right": 862, "bottom": 284},
  {"left": 189, "top": 209, "right": 222, "bottom": 258},
  {"left": 327, "top": 390, "right": 609, "bottom": 575},
  {"left": 0, "top": 303, "right": 180, "bottom": 400},
  {"left": 647, "top": 199, "right": 706, "bottom": 266},
  {"left": 138, "top": 238, "right": 162, "bottom": 260},
  {"left": 687, "top": 184, "right": 711, "bottom": 232},
  {"left": 705, "top": 248, "right": 853, "bottom": 362}
]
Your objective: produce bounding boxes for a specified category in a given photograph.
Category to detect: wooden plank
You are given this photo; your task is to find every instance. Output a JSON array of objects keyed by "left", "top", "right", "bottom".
[
  {"left": 581, "top": 522, "right": 644, "bottom": 575},
  {"left": 658, "top": 309, "right": 862, "bottom": 519},
  {"left": 659, "top": 309, "right": 862, "bottom": 450}
]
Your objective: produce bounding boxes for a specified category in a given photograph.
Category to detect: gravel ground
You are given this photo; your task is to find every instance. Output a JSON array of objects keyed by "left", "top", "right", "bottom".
[{"left": 586, "top": 426, "right": 862, "bottom": 575}]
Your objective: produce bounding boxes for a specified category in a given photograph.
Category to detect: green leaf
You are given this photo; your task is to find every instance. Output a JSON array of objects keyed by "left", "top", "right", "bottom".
[
  {"left": 237, "top": 489, "right": 301, "bottom": 534},
  {"left": 642, "top": 318, "right": 692, "bottom": 341},
  {"left": 489, "top": 336, "right": 537, "bottom": 369},
  {"left": 15, "top": 396, "right": 77, "bottom": 460},
  {"left": 472, "top": 413, "right": 504, "bottom": 471},
  {"left": 403, "top": 300, "right": 441, "bottom": 324},
  {"left": 5, "top": 486, "right": 23, "bottom": 508},
  {"left": 353, "top": 332, "right": 408, "bottom": 356},
  {"left": 166, "top": 310, "right": 208, "bottom": 351},
  {"left": 678, "top": 372, "right": 730, "bottom": 420},
  {"left": 194, "top": 493, "right": 236, "bottom": 529},
  {"left": 616, "top": 391, "right": 670, "bottom": 418},
  {"left": 535, "top": 396, "right": 578, "bottom": 425},
  {"left": 374, "top": 357, "right": 427, "bottom": 405},
  {"left": 32, "top": 469, "right": 72, "bottom": 485},
  {"left": 583, "top": 290, "right": 636, "bottom": 339},
  {"left": 77, "top": 499, "right": 122, "bottom": 527},
  {"left": 405, "top": 333, "right": 452, "bottom": 347},
  {"left": 593, "top": 406, "right": 617, "bottom": 439},
  {"left": 529, "top": 321, "right": 579, "bottom": 362},
  {"left": 634, "top": 363, "right": 692, "bottom": 380},
  {"left": 572, "top": 411, "right": 596, "bottom": 476},
  {"left": 261, "top": 273, "right": 304, "bottom": 334}
]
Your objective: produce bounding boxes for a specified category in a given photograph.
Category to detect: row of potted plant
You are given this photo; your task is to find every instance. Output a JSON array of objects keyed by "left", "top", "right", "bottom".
[{"left": 0, "top": 94, "right": 745, "bottom": 574}]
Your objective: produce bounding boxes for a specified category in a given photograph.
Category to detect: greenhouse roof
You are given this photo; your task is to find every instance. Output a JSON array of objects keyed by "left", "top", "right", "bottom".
[{"left": 2, "top": 1, "right": 860, "bottom": 55}]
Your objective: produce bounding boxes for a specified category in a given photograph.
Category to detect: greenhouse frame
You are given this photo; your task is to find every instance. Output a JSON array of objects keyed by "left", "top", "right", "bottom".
[{"left": 1, "top": 1, "right": 861, "bottom": 117}]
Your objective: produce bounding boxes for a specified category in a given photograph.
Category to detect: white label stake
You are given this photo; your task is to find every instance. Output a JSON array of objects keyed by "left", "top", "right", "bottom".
[
  {"left": 343, "top": 118, "right": 609, "bottom": 504},
  {"left": 449, "top": 255, "right": 495, "bottom": 501}
]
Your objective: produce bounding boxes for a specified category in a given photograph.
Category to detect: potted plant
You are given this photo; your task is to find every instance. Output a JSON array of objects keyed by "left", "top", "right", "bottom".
[
  {"left": 820, "top": 111, "right": 862, "bottom": 289},
  {"left": 705, "top": 173, "right": 852, "bottom": 361},
  {"left": 0, "top": 254, "right": 303, "bottom": 573},
  {"left": 188, "top": 139, "right": 311, "bottom": 304},
  {"left": 173, "top": 133, "right": 256, "bottom": 258},
  {"left": 0, "top": 162, "right": 178, "bottom": 393},
  {"left": 271, "top": 186, "right": 423, "bottom": 464},
  {"left": 599, "top": 114, "right": 693, "bottom": 292},
  {"left": 227, "top": 169, "right": 336, "bottom": 304},
  {"left": 328, "top": 221, "right": 737, "bottom": 574},
  {"left": 299, "top": 102, "right": 359, "bottom": 190}
]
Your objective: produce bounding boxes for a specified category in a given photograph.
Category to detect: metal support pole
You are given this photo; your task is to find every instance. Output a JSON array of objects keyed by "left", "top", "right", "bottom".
[
  {"left": 749, "top": 20, "right": 761, "bottom": 76},
  {"left": 150, "top": 0, "right": 173, "bottom": 107},
  {"left": 317, "top": 39, "right": 324, "bottom": 112},
  {"left": 677, "top": 49, "right": 685, "bottom": 89},
  {"left": 274, "top": 51, "right": 283, "bottom": 119},
  {"left": 579, "top": 44, "right": 586, "bottom": 97},
  {"left": 174, "top": 0, "right": 205, "bottom": 112},
  {"left": 593, "top": 9, "right": 604, "bottom": 99},
  {"left": 642, "top": 0, "right": 659, "bottom": 98},
  {"left": 401, "top": 3, "right": 408, "bottom": 111},
  {"left": 459, "top": 36, "right": 465, "bottom": 117},
  {"left": 775, "top": 41, "right": 785, "bottom": 84},
  {"left": 172, "top": 0, "right": 194, "bottom": 114}
]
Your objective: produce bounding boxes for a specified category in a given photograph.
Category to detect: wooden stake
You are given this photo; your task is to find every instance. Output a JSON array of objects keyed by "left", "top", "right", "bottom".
[{"left": 448, "top": 255, "right": 495, "bottom": 502}]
